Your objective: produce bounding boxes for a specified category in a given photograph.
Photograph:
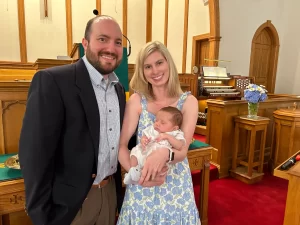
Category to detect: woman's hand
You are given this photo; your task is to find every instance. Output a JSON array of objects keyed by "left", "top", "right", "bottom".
[
  {"left": 138, "top": 148, "right": 169, "bottom": 183},
  {"left": 139, "top": 165, "right": 168, "bottom": 186}
]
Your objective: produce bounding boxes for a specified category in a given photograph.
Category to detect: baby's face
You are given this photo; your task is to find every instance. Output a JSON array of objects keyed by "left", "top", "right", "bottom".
[{"left": 154, "top": 111, "right": 177, "bottom": 133}]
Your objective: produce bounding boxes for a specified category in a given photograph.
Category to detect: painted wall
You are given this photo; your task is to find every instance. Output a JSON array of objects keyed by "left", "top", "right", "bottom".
[
  {"left": 0, "top": 0, "right": 210, "bottom": 74},
  {"left": 219, "top": 0, "right": 300, "bottom": 94},
  {"left": 0, "top": 0, "right": 20, "bottom": 61}
]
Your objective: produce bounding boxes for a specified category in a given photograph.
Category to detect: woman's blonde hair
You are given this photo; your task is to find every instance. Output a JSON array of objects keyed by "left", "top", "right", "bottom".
[{"left": 130, "top": 41, "right": 183, "bottom": 100}]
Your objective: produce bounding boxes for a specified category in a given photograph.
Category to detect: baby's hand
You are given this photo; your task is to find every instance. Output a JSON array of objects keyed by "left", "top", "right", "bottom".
[
  {"left": 155, "top": 133, "right": 168, "bottom": 142},
  {"left": 141, "top": 136, "right": 151, "bottom": 150}
]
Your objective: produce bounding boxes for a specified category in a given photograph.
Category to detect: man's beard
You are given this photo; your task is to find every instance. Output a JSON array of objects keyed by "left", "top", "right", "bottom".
[{"left": 86, "top": 46, "right": 122, "bottom": 75}]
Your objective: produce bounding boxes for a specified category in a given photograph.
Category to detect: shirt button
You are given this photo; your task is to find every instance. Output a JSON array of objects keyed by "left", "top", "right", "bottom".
[
  {"left": 109, "top": 128, "right": 112, "bottom": 131},
  {"left": 111, "top": 166, "right": 113, "bottom": 169},
  {"left": 112, "top": 147, "right": 115, "bottom": 150},
  {"left": 97, "top": 84, "right": 100, "bottom": 87},
  {"left": 109, "top": 110, "right": 112, "bottom": 112}
]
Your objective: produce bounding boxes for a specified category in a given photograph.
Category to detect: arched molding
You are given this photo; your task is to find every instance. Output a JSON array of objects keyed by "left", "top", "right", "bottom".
[{"left": 252, "top": 20, "right": 279, "bottom": 46}]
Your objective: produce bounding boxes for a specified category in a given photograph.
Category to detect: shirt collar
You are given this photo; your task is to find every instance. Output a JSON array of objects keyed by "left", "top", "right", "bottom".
[{"left": 82, "top": 55, "right": 119, "bottom": 86}]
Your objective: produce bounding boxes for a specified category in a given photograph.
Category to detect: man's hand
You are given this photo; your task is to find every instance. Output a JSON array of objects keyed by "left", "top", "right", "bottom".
[
  {"left": 138, "top": 149, "right": 169, "bottom": 184},
  {"left": 140, "top": 135, "right": 151, "bottom": 150}
]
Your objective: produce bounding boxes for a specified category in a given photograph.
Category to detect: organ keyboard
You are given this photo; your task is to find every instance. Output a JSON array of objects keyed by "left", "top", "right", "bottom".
[{"left": 198, "top": 66, "right": 241, "bottom": 98}]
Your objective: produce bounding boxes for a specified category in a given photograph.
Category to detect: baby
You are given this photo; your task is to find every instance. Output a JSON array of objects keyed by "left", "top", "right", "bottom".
[{"left": 124, "top": 106, "right": 186, "bottom": 185}]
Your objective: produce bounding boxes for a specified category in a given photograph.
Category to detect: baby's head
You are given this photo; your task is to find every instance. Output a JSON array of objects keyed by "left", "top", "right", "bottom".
[{"left": 154, "top": 106, "right": 183, "bottom": 133}]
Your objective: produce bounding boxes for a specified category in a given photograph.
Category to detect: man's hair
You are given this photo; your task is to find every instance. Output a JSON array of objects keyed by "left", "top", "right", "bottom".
[
  {"left": 84, "top": 15, "right": 116, "bottom": 41},
  {"left": 159, "top": 106, "right": 183, "bottom": 127}
]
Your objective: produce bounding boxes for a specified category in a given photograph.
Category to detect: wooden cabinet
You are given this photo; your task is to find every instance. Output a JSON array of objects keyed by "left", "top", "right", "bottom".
[
  {"left": 0, "top": 179, "right": 32, "bottom": 225},
  {"left": 272, "top": 108, "right": 300, "bottom": 168},
  {"left": 0, "top": 82, "right": 30, "bottom": 155},
  {"left": 178, "top": 74, "right": 198, "bottom": 97},
  {"left": 206, "top": 97, "right": 300, "bottom": 178},
  {"left": 274, "top": 150, "right": 300, "bottom": 225}
]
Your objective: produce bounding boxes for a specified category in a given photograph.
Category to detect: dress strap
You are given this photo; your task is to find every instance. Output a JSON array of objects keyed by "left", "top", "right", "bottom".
[
  {"left": 177, "top": 91, "right": 191, "bottom": 110},
  {"left": 140, "top": 95, "right": 148, "bottom": 111}
]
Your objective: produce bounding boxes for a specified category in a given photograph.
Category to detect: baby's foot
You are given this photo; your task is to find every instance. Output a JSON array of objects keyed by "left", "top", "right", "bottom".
[
  {"left": 123, "top": 167, "right": 141, "bottom": 185},
  {"left": 123, "top": 172, "right": 133, "bottom": 185},
  {"left": 130, "top": 166, "right": 141, "bottom": 182}
]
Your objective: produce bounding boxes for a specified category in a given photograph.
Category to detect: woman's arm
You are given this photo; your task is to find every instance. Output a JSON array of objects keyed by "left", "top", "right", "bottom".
[
  {"left": 139, "top": 94, "right": 198, "bottom": 182},
  {"left": 118, "top": 93, "right": 141, "bottom": 172},
  {"left": 169, "top": 94, "right": 198, "bottom": 164}
]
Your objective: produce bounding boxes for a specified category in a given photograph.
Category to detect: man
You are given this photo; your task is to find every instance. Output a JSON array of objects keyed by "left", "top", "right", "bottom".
[{"left": 19, "top": 15, "right": 125, "bottom": 225}]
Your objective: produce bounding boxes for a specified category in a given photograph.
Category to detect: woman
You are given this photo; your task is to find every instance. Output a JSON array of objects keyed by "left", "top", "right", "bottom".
[{"left": 118, "top": 41, "right": 200, "bottom": 224}]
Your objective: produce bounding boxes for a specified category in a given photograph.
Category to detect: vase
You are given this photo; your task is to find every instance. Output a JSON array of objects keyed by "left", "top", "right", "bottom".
[{"left": 248, "top": 102, "right": 259, "bottom": 118}]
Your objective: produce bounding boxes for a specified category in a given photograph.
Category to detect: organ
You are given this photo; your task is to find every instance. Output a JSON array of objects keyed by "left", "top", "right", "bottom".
[{"left": 198, "top": 66, "right": 252, "bottom": 98}]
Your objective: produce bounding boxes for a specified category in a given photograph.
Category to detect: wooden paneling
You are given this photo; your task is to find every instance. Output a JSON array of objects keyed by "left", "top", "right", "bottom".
[
  {"left": 0, "top": 82, "right": 30, "bottom": 155},
  {"left": 0, "top": 69, "right": 34, "bottom": 81},
  {"left": 0, "top": 179, "right": 32, "bottom": 225},
  {"left": 146, "top": 0, "right": 152, "bottom": 42},
  {"left": 178, "top": 74, "right": 197, "bottom": 97},
  {"left": 3, "top": 0, "right": 217, "bottom": 73},
  {"left": 0, "top": 63, "right": 33, "bottom": 70},
  {"left": 191, "top": 34, "right": 210, "bottom": 71},
  {"left": 96, "top": 0, "right": 101, "bottom": 14},
  {"left": 181, "top": 0, "right": 189, "bottom": 74},
  {"left": 164, "top": 0, "right": 169, "bottom": 46},
  {"left": 65, "top": 0, "right": 73, "bottom": 55},
  {"left": 272, "top": 109, "right": 300, "bottom": 168},
  {"left": 122, "top": 0, "right": 128, "bottom": 47},
  {"left": 208, "top": 0, "right": 220, "bottom": 66},
  {"left": 17, "top": 0, "right": 27, "bottom": 63},
  {"left": 274, "top": 151, "right": 300, "bottom": 225},
  {"left": 206, "top": 97, "right": 300, "bottom": 178}
]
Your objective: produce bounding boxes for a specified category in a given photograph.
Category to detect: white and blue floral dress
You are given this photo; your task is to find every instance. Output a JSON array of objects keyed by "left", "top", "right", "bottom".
[{"left": 117, "top": 92, "right": 200, "bottom": 225}]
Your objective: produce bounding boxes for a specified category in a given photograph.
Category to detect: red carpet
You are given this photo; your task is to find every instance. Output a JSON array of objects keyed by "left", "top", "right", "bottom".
[
  {"left": 193, "top": 133, "right": 206, "bottom": 143},
  {"left": 194, "top": 173, "right": 288, "bottom": 225},
  {"left": 192, "top": 134, "right": 288, "bottom": 225}
]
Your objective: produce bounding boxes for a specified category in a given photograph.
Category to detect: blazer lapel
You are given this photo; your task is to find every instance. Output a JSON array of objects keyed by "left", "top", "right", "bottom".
[{"left": 75, "top": 59, "right": 100, "bottom": 158}]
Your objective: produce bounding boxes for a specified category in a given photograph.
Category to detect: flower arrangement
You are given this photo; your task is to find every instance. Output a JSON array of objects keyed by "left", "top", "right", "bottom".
[
  {"left": 244, "top": 84, "right": 268, "bottom": 103},
  {"left": 244, "top": 84, "right": 268, "bottom": 118}
]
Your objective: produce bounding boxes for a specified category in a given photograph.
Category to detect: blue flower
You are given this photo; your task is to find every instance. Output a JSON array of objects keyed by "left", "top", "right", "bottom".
[{"left": 244, "top": 83, "right": 268, "bottom": 103}]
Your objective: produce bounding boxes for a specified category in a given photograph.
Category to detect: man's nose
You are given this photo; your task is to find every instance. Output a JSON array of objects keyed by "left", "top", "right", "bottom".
[{"left": 106, "top": 40, "right": 117, "bottom": 52}]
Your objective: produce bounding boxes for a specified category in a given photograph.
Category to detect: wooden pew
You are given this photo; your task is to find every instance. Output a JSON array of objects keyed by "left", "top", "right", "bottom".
[{"left": 274, "top": 150, "right": 300, "bottom": 225}]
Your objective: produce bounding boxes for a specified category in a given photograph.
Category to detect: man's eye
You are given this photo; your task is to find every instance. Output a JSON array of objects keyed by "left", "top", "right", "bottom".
[{"left": 116, "top": 41, "right": 122, "bottom": 46}]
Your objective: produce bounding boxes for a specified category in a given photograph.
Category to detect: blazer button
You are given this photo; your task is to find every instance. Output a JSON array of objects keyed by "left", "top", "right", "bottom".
[{"left": 92, "top": 174, "right": 96, "bottom": 178}]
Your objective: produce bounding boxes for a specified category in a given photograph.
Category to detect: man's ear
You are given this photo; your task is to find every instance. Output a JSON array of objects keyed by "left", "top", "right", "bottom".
[{"left": 82, "top": 38, "right": 88, "bottom": 51}]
